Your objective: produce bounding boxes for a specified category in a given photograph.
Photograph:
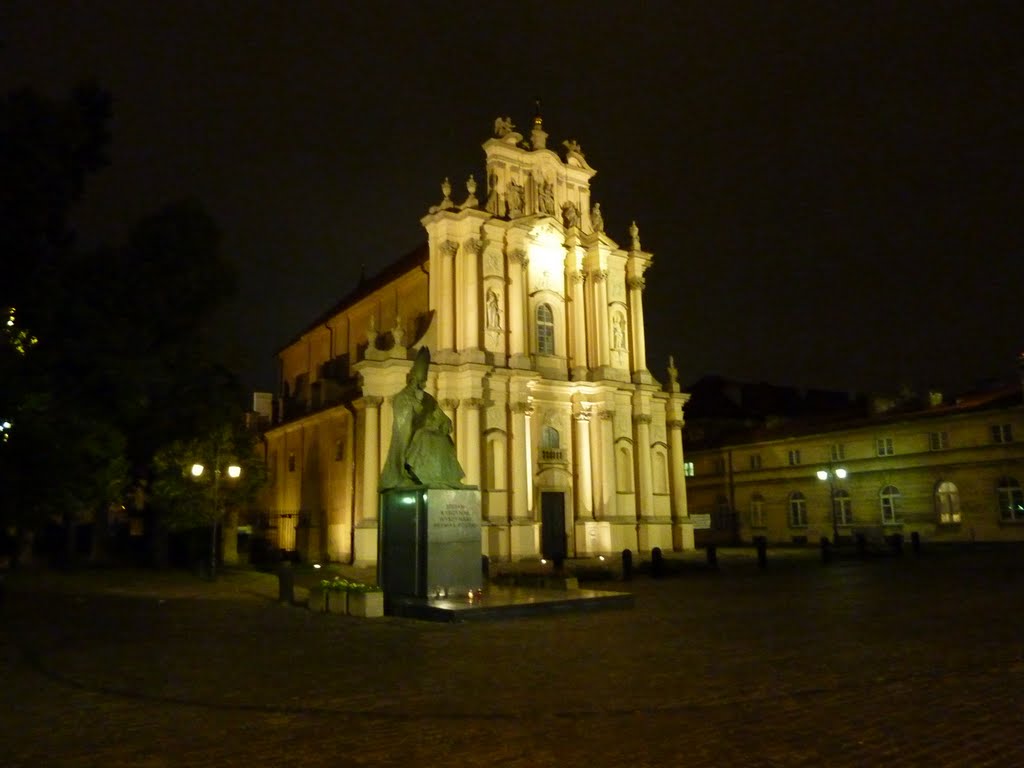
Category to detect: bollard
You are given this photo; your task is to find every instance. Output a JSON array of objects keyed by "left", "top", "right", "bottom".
[
  {"left": 890, "top": 533, "right": 904, "bottom": 556},
  {"left": 277, "top": 561, "right": 294, "bottom": 604},
  {"left": 856, "top": 533, "right": 867, "bottom": 558},
  {"left": 651, "top": 546, "right": 664, "bottom": 578},
  {"left": 621, "top": 549, "right": 633, "bottom": 581},
  {"left": 756, "top": 536, "right": 767, "bottom": 569},
  {"left": 481, "top": 554, "right": 490, "bottom": 581},
  {"left": 820, "top": 536, "right": 832, "bottom": 564},
  {"left": 706, "top": 545, "right": 718, "bottom": 569},
  {"left": 911, "top": 531, "right": 921, "bottom": 555}
]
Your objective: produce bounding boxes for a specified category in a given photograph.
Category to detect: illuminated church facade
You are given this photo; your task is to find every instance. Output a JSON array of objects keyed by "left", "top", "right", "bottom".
[{"left": 262, "top": 114, "right": 693, "bottom": 565}]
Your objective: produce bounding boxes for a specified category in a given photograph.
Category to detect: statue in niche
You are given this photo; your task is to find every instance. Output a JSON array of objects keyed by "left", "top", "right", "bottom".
[
  {"left": 539, "top": 179, "right": 555, "bottom": 215},
  {"left": 591, "top": 203, "right": 604, "bottom": 233},
  {"left": 380, "top": 347, "right": 468, "bottom": 490},
  {"left": 485, "top": 170, "right": 500, "bottom": 215},
  {"left": 507, "top": 179, "right": 525, "bottom": 217},
  {"left": 612, "top": 314, "right": 626, "bottom": 350},
  {"left": 486, "top": 288, "right": 501, "bottom": 329},
  {"left": 494, "top": 116, "right": 515, "bottom": 138},
  {"left": 561, "top": 201, "right": 579, "bottom": 229}
]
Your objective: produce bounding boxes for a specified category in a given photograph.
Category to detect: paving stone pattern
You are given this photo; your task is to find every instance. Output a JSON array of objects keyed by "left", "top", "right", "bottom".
[{"left": 2, "top": 548, "right": 1023, "bottom": 767}]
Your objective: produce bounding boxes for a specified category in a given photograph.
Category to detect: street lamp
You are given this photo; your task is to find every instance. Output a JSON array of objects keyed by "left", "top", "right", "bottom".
[
  {"left": 816, "top": 466, "right": 847, "bottom": 545},
  {"left": 190, "top": 460, "right": 241, "bottom": 579}
]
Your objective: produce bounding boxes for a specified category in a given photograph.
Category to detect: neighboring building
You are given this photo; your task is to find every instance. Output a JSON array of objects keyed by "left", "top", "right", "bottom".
[
  {"left": 684, "top": 375, "right": 1024, "bottom": 546},
  {"left": 262, "top": 114, "right": 693, "bottom": 565}
]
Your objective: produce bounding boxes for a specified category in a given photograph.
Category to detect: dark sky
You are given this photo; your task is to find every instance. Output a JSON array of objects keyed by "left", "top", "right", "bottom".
[{"left": 3, "top": 1, "right": 1023, "bottom": 396}]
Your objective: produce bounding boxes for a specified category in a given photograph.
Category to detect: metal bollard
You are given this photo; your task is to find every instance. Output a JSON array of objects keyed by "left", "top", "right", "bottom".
[
  {"left": 756, "top": 537, "right": 767, "bottom": 569},
  {"left": 890, "top": 533, "right": 904, "bottom": 556},
  {"left": 651, "top": 546, "right": 664, "bottom": 578},
  {"left": 277, "top": 561, "right": 294, "bottom": 604},
  {"left": 820, "top": 536, "right": 832, "bottom": 564},
  {"left": 621, "top": 549, "right": 633, "bottom": 581},
  {"left": 911, "top": 531, "right": 921, "bottom": 555},
  {"left": 856, "top": 533, "right": 867, "bottom": 558},
  {"left": 706, "top": 545, "right": 718, "bottom": 569},
  {"left": 481, "top": 554, "right": 490, "bottom": 581}
]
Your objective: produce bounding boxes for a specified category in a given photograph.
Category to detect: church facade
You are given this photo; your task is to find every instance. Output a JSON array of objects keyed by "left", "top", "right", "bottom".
[{"left": 262, "top": 114, "right": 693, "bottom": 566}]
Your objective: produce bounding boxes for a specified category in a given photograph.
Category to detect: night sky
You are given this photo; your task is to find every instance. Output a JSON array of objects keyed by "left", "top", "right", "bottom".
[{"left": 3, "top": 2, "right": 1022, "bottom": 397}]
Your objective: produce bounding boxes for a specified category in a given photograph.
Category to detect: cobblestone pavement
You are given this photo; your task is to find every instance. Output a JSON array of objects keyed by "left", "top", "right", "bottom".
[{"left": 2, "top": 547, "right": 1023, "bottom": 767}]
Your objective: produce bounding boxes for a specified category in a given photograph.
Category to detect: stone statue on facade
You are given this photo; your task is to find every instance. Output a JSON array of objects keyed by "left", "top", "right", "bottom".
[
  {"left": 591, "top": 202, "right": 604, "bottom": 233},
  {"left": 507, "top": 179, "right": 525, "bottom": 217},
  {"left": 379, "top": 346, "right": 468, "bottom": 490},
  {"left": 538, "top": 179, "right": 555, "bottom": 215},
  {"left": 486, "top": 288, "right": 501, "bottom": 329},
  {"left": 485, "top": 171, "right": 500, "bottom": 215},
  {"left": 630, "top": 220, "right": 641, "bottom": 251},
  {"left": 561, "top": 201, "right": 579, "bottom": 229},
  {"left": 494, "top": 116, "right": 515, "bottom": 138}
]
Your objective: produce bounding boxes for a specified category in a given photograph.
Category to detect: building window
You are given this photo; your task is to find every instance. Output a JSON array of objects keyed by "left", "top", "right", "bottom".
[
  {"left": 833, "top": 489, "right": 852, "bottom": 526},
  {"left": 789, "top": 491, "right": 807, "bottom": 527},
  {"left": 992, "top": 424, "right": 1014, "bottom": 444},
  {"left": 997, "top": 477, "right": 1024, "bottom": 521},
  {"left": 540, "top": 426, "right": 563, "bottom": 461},
  {"left": 683, "top": 461, "right": 695, "bottom": 477},
  {"left": 536, "top": 303, "right": 555, "bottom": 355},
  {"left": 749, "top": 454, "right": 762, "bottom": 470},
  {"left": 788, "top": 449, "right": 801, "bottom": 466},
  {"left": 750, "top": 493, "right": 765, "bottom": 527},
  {"left": 876, "top": 437, "right": 895, "bottom": 456},
  {"left": 288, "top": 453, "right": 296, "bottom": 472},
  {"left": 936, "top": 480, "right": 960, "bottom": 524},
  {"left": 830, "top": 443, "right": 845, "bottom": 462},
  {"left": 929, "top": 431, "right": 949, "bottom": 451},
  {"left": 880, "top": 485, "right": 900, "bottom": 524}
]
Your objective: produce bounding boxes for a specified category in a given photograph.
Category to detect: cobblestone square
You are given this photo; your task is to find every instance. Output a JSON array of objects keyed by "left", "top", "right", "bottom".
[{"left": 2, "top": 547, "right": 1022, "bottom": 767}]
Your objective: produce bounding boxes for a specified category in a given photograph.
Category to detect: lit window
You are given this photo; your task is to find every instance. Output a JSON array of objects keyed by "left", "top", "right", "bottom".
[
  {"left": 992, "top": 424, "right": 1014, "bottom": 444},
  {"left": 683, "top": 461, "right": 695, "bottom": 477},
  {"left": 936, "top": 480, "right": 960, "bottom": 523},
  {"left": 540, "top": 426, "right": 562, "bottom": 461},
  {"left": 749, "top": 454, "right": 762, "bottom": 470},
  {"left": 750, "top": 493, "right": 765, "bottom": 527},
  {"left": 788, "top": 449, "right": 801, "bottom": 466},
  {"left": 789, "top": 491, "right": 807, "bottom": 527},
  {"left": 830, "top": 443, "right": 845, "bottom": 462},
  {"left": 929, "top": 432, "right": 949, "bottom": 451},
  {"left": 997, "top": 477, "right": 1024, "bottom": 522},
  {"left": 880, "top": 485, "right": 900, "bottom": 524},
  {"left": 876, "top": 437, "right": 895, "bottom": 456},
  {"left": 832, "top": 489, "right": 852, "bottom": 526},
  {"left": 536, "top": 303, "right": 555, "bottom": 355}
]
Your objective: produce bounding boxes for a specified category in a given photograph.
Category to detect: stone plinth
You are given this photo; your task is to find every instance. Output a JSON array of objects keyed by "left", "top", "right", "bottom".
[{"left": 378, "top": 488, "right": 482, "bottom": 601}]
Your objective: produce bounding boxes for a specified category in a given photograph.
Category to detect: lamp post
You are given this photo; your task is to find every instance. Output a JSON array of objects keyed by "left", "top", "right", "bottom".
[
  {"left": 816, "top": 466, "right": 847, "bottom": 545},
  {"left": 191, "top": 460, "right": 241, "bottom": 580}
]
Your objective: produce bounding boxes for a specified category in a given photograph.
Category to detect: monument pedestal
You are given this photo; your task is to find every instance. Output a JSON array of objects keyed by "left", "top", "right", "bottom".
[{"left": 378, "top": 488, "right": 482, "bottom": 601}]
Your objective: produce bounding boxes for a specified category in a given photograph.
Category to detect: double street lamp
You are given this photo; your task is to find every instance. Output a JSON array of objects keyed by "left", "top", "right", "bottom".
[
  {"left": 816, "top": 466, "right": 847, "bottom": 545},
  {"left": 191, "top": 461, "right": 241, "bottom": 579}
]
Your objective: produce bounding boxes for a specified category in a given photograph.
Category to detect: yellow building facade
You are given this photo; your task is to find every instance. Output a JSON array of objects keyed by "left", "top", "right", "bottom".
[
  {"left": 262, "top": 115, "right": 693, "bottom": 565},
  {"left": 685, "top": 385, "right": 1024, "bottom": 545}
]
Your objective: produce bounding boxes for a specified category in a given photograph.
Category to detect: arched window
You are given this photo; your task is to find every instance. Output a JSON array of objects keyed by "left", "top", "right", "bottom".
[
  {"left": 617, "top": 446, "right": 634, "bottom": 492},
  {"left": 536, "top": 303, "right": 555, "bottom": 355},
  {"left": 880, "top": 485, "right": 900, "bottom": 524},
  {"left": 833, "top": 489, "right": 852, "bottom": 525},
  {"left": 540, "top": 426, "right": 562, "bottom": 461},
  {"left": 936, "top": 480, "right": 961, "bottom": 523},
  {"left": 997, "top": 477, "right": 1024, "bottom": 521},
  {"left": 750, "top": 493, "right": 765, "bottom": 527},
  {"left": 789, "top": 491, "right": 807, "bottom": 527}
]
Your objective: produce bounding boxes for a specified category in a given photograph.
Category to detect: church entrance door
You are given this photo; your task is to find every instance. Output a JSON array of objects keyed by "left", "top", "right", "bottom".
[{"left": 540, "top": 492, "right": 567, "bottom": 561}]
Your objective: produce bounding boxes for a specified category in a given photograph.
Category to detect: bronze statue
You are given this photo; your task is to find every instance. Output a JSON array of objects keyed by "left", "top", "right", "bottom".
[{"left": 379, "top": 347, "right": 468, "bottom": 490}]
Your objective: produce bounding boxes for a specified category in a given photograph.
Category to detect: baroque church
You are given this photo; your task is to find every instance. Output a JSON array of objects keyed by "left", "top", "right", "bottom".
[{"left": 262, "top": 113, "right": 693, "bottom": 566}]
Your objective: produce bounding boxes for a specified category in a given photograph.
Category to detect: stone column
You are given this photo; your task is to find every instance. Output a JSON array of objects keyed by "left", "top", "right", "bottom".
[
  {"left": 599, "top": 409, "right": 617, "bottom": 519},
  {"left": 574, "top": 409, "right": 594, "bottom": 520},
  {"left": 440, "top": 240, "right": 457, "bottom": 352},
  {"left": 462, "top": 239, "right": 481, "bottom": 352},
  {"left": 634, "top": 413, "right": 654, "bottom": 519},
  {"left": 508, "top": 250, "right": 528, "bottom": 365},
  {"left": 462, "top": 397, "right": 484, "bottom": 487},
  {"left": 359, "top": 396, "right": 382, "bottom": 523},
  {"left": 569, "top": 271, "right": 587, "bottom": 378},
  {"left": 627, "top": 276, "right": 648, "bottom": 376},
  {"left": 594, "top": 270, "right": 610, "bottom": 367},
  {"left": 668, "top": 418, "right": 688, "bottom": 519},
  {"left": 379, "top": 394, "right": 394, "bottom": 470},
  {"left": 510, "top": 401, "right": 532, "bottom": 520}
]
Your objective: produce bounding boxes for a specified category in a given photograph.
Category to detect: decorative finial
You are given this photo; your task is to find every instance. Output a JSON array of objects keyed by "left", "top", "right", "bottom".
[
  {"left": 630, "top": 220, "right": 641, "bottom": 251},
  {"left": 367, "top": 315, "right": 378, "bottom": 350},
  {"left": 530, "top": 99, "right": 548, "bottom": 150},
  {"left": 440, "top": 177, "right": 453, "bottom": 208},
  {"left": 392, "top": 315, "right": 405, "bottom": 348},
  {"left": 591, "top": 202, "right": 604, "bottom": 233},
  {"left": 463, "top": 174, "right": 478, "bottom": 208}
]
